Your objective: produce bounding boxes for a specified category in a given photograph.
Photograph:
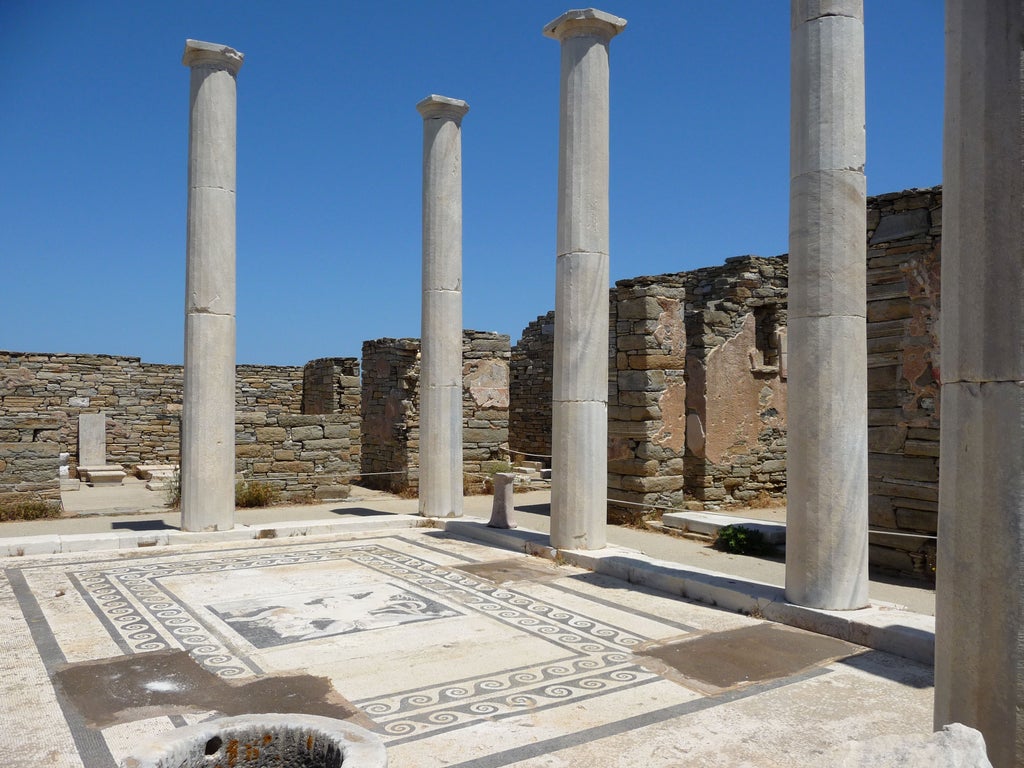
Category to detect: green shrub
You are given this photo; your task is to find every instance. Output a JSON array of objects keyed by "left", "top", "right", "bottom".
[
  {"left": 0, "top": 500, "right": 62, "bottom": 522},
  {"left": 482, "top": 460, "right": 514, "bottom": 476},
  {"left": 235, "top": 480, "right": 279, "bottom": 508},
  {"left": 714, "top": 524, "right": 775, "bottom": 556}
]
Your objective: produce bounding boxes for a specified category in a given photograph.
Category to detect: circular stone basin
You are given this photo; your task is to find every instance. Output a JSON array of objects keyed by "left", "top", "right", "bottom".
[{"left": 120, "top": 713, "right": 387, "bottom": 768}]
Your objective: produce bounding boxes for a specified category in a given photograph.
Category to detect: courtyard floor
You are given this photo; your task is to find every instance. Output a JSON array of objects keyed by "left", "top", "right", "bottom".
[{"left": 0, "top": 486, "right": 936, "bottom": 767}]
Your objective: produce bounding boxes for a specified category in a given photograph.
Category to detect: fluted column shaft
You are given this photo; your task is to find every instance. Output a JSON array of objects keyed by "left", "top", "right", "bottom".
[
  {"left": 181, "top": 40, "right": 243, "bottom": 531},
  {"left": 785, "top": 1, "right": 868, "bottom": 609},
  {"left": 417, "top": 95, "right": 469, "bottom": 518},
  {"left": 544, "top": 9, "right": 626, "bottom": 551},
  {"left": 934, "top": 3, "right": 1024, "bottom": 765}
]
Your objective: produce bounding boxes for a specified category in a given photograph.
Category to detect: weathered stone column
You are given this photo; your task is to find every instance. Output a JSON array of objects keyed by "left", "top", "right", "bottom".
[
  {"left": 785, "top": 2, "right": 868, "bottom": 609},
  {"left": 181, "top": 40, "right": 243, "bottom": 531},
  {"left": 544, "top": 9, "right": 626, "bottom": 550},
  {"left": 934, "top": 2, "right": 1024, "bottom": 764},
  {"left": 417, "top": 95, "right": 469, "bottom": 518}
]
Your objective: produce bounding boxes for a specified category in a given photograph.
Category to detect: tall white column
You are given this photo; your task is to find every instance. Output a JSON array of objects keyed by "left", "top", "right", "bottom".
[
  {"left": 934, "top": 3, "right": 1024, "bottom": 765},
  {"left": 544, "top": 9, "right": 626, "bottom": 551},
  {"left": 181, "top": 40, "right": 243, "bottom": 531},
  {"left": 785, "top": 1, "right": 868, "bottom": 609},
  {"left": 417, "top": 95, "right": 469, "bottom": 518}
]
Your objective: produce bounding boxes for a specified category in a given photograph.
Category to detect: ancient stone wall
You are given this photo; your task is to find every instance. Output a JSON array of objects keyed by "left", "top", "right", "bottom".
[
  {"left": 0, "top": 416, "right": 61, "bottom": 507},
  {"left": 462, "top": 331, "right": 511, "bottom": 492},
  {"left": 864, "top": 187, "right": 942, "bottom": 575},
  {"left": 235, "top": 412, "right": 359, "bottom": 501},
  {"left": 509, "top": 312, "right": 555, "bottom": 465},
  {"left": 360, "top": 333, "right": 510, "bottom": 496},
  {"left": 507, "top": 187, "right": 943, "bottom": 577},
  {"left": 608, "top": 256, "right": 789, "bottom": 518},
  {"left": 302, "top": 358, "right": 360, "bottom": 415},
  {"left": 360, "top": 339, "right": 421, "bottom": 494},
  {"left": 0, "top": 352, "right": 360, "bottom": 502}
]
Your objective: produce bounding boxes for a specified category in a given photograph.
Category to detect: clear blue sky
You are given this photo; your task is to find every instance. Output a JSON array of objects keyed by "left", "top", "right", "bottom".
[{"left": 1, "top": 2, "right": 943, "bottom": 366}]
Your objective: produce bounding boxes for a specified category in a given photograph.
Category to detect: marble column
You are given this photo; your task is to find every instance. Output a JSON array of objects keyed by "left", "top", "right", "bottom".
[
  {"left": 417, "top": 95, "right": 469, "bottom": 518},
  {"left": 544, "top": 9, "right": 626, "bottom": 551},
  {"left": 785, "top": 1, "right": 868, "bottom": 609},
  {"left": 180, "top": 40, "right": 243, "bottom": 531},
  {"left": 934, "top": 2, "right": 1024, "bottom": 764}
]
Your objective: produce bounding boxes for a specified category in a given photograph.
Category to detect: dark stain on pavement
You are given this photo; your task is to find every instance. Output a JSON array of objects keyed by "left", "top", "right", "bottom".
[
  {"left": 635, "top": 622, "right": 862, "bottom": 693},
  {"left": 53, "top": 650, "right": 375, "bottom": 730},
  {"left": 456, "top": 557, "right": 568, "bottom": 584}
]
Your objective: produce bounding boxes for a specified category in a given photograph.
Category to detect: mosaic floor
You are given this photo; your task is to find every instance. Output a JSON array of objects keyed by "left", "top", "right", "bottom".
[{"left": 0, "top": 529, "right": 934, "bottom": 767}]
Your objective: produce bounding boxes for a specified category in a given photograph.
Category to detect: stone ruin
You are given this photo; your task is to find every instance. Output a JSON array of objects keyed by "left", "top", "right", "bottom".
[
  {"left": 0, "top": 185, "right": 940, "bottom": 580},
  {"left": 508, "top": 185, "right": 941, "bottom": 577},
  {"left": 359, "top": 331, "right": 510, "bottom": 496},
  {"left": 3, "top": 2, "right": 1023, "bottom": 758}
]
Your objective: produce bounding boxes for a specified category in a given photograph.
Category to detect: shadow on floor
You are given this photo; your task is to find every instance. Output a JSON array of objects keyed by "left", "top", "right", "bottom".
[
  {"left": 325, "top": 508, "right": 393, "bottom": 517},
  {"left": 517, "top": 503, "right": 551, "bottom": 518},
  {"left": 837, "top": 648, "right": 934, "bottom": 687},
  {"left": 111, "top": 519, "right": 179, "bottom": 532}
]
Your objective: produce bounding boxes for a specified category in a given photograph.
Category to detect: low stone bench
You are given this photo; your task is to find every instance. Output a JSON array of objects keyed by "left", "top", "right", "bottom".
[
  {"left": 120, "top": 713, "right": 387, "bottom": 768},
  {"left": 77, "top": 465, "right": 127, "bottom": 486}
]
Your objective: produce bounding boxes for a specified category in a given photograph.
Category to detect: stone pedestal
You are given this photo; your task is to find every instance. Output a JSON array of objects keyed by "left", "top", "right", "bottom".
[
  {"left": 488, "top": 472, "right": 517, "bottom": 529},
  {"left": 180, "top": 40, "right": 243, "bottom": 532},
  {"left": 784, "top": 1, "right": 868, "bottom": 609},
  {"left": 934, "top": 2, "right": 1024, "bottom": 765},
  {"left": 544, "top": 8, "right": 626, "bottom": 551},
  {"left": 417, "top": 95, "right": 469, "bottom": 518}
]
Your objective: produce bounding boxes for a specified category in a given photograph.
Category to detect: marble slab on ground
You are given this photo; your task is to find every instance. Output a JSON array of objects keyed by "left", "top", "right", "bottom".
[{"left": 0, "top": 528, "right": 934, "bottom": 768}]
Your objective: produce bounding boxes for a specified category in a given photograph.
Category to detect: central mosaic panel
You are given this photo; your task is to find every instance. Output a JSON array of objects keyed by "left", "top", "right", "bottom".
[{"left": 208, "top": 582, "right": 460, "bottom": 648}]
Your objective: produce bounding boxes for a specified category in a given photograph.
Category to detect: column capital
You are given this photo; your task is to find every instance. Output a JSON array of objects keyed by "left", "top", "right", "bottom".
[
  {"left": 543, "top": 8, "right": 627, "bottom": 43},
  {"left": 417, "top": 95, "right": 469, "bottom": 122},
  {"left": 182, "top": 39, "right": 244, "bottom": 74}
]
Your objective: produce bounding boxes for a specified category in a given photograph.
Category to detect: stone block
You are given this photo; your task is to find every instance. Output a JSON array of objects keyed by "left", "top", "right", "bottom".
[
  {"left": 235, "top": 444, "right": 271, "bottom": 458},
  {"left": 867, "top": 298, "right": 912, "bottom": 323},
  {"left": 289, "top": 425, "right": 323, "bottom": 441},
  {"left": 313, "top": 484, "right": 350, "bottom": 500},
  {"left": 617, "top": 370, "right": 666, "bottom": 392},
  {"left": 86, "top": 469, "right": 126, "bottom": 485},
  {"left": 894, "top": 506, "right": 936, "bottom": 532},
  {"left": 868, "top": 425, "right": 907, "bottom": 453},
  {"left": 301, "top": 439, "right": 349, "bottom": 451},
  {"left": 904, "top": 438, "right": 939, "bottom": 457},
  {"left": 620, "top": 475, "right": 686, "bottom": 493},
  {"left": 868, "top": 453, "right": 937, "bottom": 483},
  {"left": 270, "top": 461, "right": 314, "bottom": 474},
  {"left": 826, "top": 723, "right": 992, "bottom": 768},
  {"left": 255, "top": 427, "right": 287, "bottom": 442}
]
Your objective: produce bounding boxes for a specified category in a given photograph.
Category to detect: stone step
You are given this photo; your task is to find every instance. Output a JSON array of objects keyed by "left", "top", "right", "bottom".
[
  {"left": 513, "top": 466, "right": 540, "bottom": 478},
  {"left": 661, "top": 511, "right": 786, "bottom": 544},
  {"left": 516, "top": 460, "right": 544, "bottom": 471},
  {"left": 135, "top": 464, "right": 179, "bottom": 480}
]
